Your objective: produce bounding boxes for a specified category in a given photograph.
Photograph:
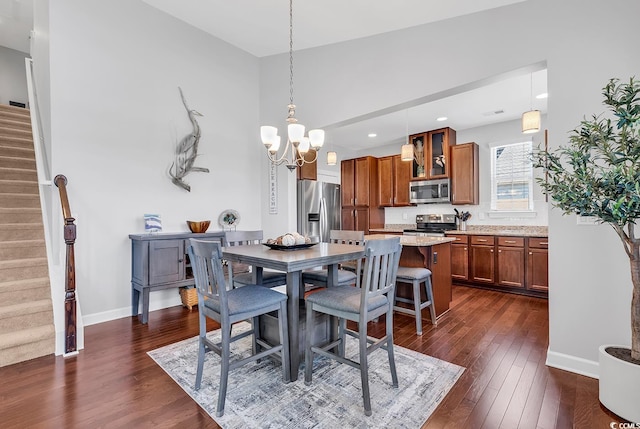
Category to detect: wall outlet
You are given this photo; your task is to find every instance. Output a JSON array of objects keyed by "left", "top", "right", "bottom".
[
  {"left": 478, "top": 212, "right": 486, "bottom": 220},
  {"left": 402, "top": 213, "right": 408, "bottom": 220},
  {"left": 577, "top": 215, "right": 598, "bottom": 225}
]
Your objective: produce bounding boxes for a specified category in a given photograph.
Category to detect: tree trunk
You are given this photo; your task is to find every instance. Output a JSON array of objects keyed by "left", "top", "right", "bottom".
[{"left": 631, "top": 258, "right": 640, "bottom": 362}]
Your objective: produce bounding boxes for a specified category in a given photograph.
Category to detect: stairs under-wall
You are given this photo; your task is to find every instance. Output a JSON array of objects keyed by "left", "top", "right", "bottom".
[{"left": 0, "top": 103, "right": 55, "bottom": 367}]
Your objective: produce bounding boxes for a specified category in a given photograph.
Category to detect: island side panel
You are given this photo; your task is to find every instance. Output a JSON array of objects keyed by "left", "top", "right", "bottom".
[{"left": 397, "top": 242, "right": 452, "bottom": 319}]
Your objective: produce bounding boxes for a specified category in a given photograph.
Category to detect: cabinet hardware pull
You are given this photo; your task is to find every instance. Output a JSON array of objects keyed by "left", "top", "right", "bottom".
[
  {"left": 178, "top": 259, "right": 184, "bottom": 262},
  {"left": 490, "top": 249, "right": 494, "bottom": 252},
  {"left": 529, "top": 252, "right": 533, "bottom": 255},
  {"left": 477, "top": 239, "right": 488, "bottom": 242},
  {"left": 464, "top": 247, "right": 467, "bottom": 250},
  {"left": 540, "top": 242, "right": 548, "bottom": 245},
  {"left": 505, "top": 240, "right": 516, "bottom": 243}
]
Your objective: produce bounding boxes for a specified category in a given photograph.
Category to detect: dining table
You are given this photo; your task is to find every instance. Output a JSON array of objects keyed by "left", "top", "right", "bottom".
[{"left": 222, "top": 242, "right": 365, "bottom": 381}]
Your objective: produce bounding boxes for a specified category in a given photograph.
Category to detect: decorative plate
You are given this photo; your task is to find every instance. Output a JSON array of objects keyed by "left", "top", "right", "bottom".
[
  {"left": 218, "top": 209, "right": 240, "bottom": 228},
  {"left": 263, "top": 243, "right": 317, "bottom": 251}
]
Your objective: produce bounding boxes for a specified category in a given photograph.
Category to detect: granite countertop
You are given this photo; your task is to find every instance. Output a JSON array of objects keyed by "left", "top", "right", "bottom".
[
  {"left": 365, "top": 234, "right": 456, "bottom": 247},
  {"left": 444, "top": 225, "right": 548, "bottom": 237},
  {"left": 370, "top": 224, "right": 548, "bottom": 237}
]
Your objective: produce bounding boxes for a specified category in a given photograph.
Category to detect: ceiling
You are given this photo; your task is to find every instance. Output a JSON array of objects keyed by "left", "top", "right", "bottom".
[{"left": 1, "top": 0, "right": 546, "bottom": 149}]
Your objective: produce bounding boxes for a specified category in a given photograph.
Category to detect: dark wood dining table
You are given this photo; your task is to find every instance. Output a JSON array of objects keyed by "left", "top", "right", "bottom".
[{"left": 222, "top": 242, "right": 364, "bottom": 381}]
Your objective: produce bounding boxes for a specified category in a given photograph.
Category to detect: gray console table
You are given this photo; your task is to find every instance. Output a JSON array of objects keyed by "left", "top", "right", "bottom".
[{"left": 129, "top": 231, "right": 225, "bottom": 324}]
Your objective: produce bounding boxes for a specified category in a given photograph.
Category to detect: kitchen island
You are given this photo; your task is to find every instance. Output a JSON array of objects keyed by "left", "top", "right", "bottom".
[{"left": 366, "top": 234, "right": 456, "bottom": 320}]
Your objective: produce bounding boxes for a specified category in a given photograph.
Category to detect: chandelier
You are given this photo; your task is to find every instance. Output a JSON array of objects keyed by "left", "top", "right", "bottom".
[{"left": 260, "top": 0, "right": 325, "bottom": 171}]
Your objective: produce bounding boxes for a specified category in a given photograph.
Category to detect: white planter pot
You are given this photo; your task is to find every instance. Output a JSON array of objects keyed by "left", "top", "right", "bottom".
[{"left": 599, "top": 345, "right": 640, "bottom": 423}]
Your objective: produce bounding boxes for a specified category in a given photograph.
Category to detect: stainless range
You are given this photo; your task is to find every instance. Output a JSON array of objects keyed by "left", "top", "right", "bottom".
[{"left": 403, "top": 214, "right": 457, "bottom": 237}]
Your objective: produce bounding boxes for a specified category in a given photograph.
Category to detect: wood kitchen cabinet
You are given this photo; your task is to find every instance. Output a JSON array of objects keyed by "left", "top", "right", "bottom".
[
  {"left": 451, "top": 142, "right": 479, "bottom": 205},
  {"left": 450, "top": 235, "right": 469, "bottom": 281},
  {"left": 496, "top": 236, "right": 525, "bottom": 288},
  {"left": 130, "top": 232, "right": 225, "bottom": 324},
  {"left": 341, "top": 157, "right": 383, "bottom": 233},
  {"left": 527, "top": 237, "right": 549, "bottom": 292},
  {"left": 470, "top": 235, "right": 495, "bottom": 283},
  {"left": 296, "top": 150, "right": 317, "bottom": 180},
  {"left": 408, "top": 127, "right": 457, "bottom": 180},
  {"left": 378, "top": 155, "right": 412, "bottom": 207}
]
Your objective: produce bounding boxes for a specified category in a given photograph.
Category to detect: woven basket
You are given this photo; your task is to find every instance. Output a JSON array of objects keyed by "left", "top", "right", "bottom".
[{"left": 179, "top": 287, "right": 198, "bottom": 310}]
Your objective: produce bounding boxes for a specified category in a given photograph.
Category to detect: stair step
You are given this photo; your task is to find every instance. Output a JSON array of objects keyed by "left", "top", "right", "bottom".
[
  {"left": 0, "top": 208, "right": 42, "bottom": 225},
  {"left": 0, "top": 135, "right": 33, "bottom": 150},
  {"left": 0, "top": 239, "right": 46, "bottom": 259},
  {"left": 0, "top": 224, "right": 45, "bottom": 242},
  {"left": 0, "top": 127, "right": 32, "bottom": 139},
  {"left": 0, "top": 167, "right": 38, "bottom": 181},
  {"left": 0, "top": 104, "right": 30, "bottom": 117},
  {"left": 0, "top": 146, "right": 35, "bottom": 160},
  {"left": 0, "top": 278, "right": 50, "bottom": 304},
  {"left": 0, "top": 118, "right": 32, "bottom": 131},
  {"left": 0, "top": 257, "right": 49, "bottom": 282},
  {"left": 0, "top": 180, "right": 38, "bottom": 195},
  {"left": 0, "top": 109, "right": 31, "bottom": 123},
  {"left": 0, "top": 324, "right": 55, "bottom": 368},
  {"left": 0, "top": 156, "right": 36, "bottom": 170},
  {"left": 0, "top": 298, "right": 52, "bottom": 320},
  {"left": 0, "top": 193, "right": 40, "bottom": 209}
]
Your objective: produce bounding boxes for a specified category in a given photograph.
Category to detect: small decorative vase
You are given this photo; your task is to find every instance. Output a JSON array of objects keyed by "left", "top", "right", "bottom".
[
  {"left": 417, "top": 165, "right": 425, "bottom": 177},
  {"left": 459, "top": 221, "right": 467, "bottom": 231}
]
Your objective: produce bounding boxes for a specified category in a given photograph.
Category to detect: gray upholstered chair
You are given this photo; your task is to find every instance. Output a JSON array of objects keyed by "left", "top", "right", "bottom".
[
  {"left": 304, "top": 237, "right": 402, "bottom": 416},
  {"left": 301, "top": 229, "right": 365, "bottom": 288},
  {"left": 224, "top": 230, "right": 287, "bottom": 288},
  {"left": 393, "top": 267, "right": 437, "bottom": 335},
  {"left": 188, "top": 239, "right": 290, "bottom": 417}
]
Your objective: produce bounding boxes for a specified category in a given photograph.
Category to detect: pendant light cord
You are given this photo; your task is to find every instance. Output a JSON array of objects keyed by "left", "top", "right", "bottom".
[{"left": 289, "top": 0, "right": 294, "bottom": 107}]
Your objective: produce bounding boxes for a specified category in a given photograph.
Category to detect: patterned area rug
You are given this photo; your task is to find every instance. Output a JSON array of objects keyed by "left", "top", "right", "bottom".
[{"left": 148, "top": 323, "right": 464, "bottom": 428}]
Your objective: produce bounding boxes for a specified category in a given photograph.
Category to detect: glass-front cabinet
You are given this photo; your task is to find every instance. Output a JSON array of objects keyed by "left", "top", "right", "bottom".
[{"left": 408, "top": 127, "right": 456, "bottom": 180}]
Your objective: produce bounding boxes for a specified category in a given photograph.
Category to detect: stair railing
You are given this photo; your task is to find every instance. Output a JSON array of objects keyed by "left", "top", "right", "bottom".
[{"left": 54, "top": 175, "right": 77, "bottom": 354}]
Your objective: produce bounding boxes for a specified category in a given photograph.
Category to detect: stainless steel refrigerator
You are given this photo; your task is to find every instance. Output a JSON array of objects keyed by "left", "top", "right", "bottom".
[{"left": 297, "top": 180, "right": 341, "bottom": 243}]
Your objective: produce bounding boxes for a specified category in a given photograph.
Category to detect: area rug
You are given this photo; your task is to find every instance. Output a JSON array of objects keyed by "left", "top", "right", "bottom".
[{"left": 148, "top": 323, "right": 464, "bottom": 428}]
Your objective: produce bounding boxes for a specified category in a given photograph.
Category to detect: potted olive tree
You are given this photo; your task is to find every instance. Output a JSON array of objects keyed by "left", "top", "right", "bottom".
[{"left": 533, "top": 77, "right": 640, "bottom": 423}]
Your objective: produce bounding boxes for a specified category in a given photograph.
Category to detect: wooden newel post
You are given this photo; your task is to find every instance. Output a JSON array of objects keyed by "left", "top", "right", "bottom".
[{"left": 55, "top": 174, "right": 77, "bottom": 354}]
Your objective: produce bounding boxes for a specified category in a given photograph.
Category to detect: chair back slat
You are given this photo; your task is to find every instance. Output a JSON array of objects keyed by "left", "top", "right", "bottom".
[
  {"left": 329, "top": 229, "right": 365, "bottom": 245},
  {"left": 360, "top": 237, "right": 402, "bottom": 312},
  {"left": 188, "top": 239, "right": 229, "bottom": 318},
  {"left": 224, "top": 230, "right": 264, "bottom": 246}
]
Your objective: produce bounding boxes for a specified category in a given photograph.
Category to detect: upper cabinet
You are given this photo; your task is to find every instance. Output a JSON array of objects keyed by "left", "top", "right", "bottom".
[
  {"left": 451, "top": 142, "right": 479, "bottom": 205},
  {"left": 409, "top": 127, "right": 456, "bottom": 180},
  {"left": 296, "top": 151, "right": 317, "bottom": 180},
  {"left": 341, "top": 156, "right": 378, "bottom": 208},
  {"left": 378, "top": 155, "right": 412, "bottom": 207}
]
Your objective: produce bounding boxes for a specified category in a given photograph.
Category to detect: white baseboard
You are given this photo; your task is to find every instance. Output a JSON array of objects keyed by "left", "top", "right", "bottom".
[
  {"left": 82, "top": 295, "right": 183, "bottom": 326},
  {"left": 546, "top": 347, "right": 599, "bottom": 379}
]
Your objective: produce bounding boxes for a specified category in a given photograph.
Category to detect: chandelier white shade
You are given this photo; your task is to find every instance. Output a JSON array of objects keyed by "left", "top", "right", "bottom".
[
  {"left": 522, "top": 109, "right": 541, "bottom": 134},
  {"left": 260, "top": 0, "right": 325, "bottom": 171}
]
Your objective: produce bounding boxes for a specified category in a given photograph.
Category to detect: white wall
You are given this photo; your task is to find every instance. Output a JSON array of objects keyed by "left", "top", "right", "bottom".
[
  {"left": 259, "top": 0, "right": 640, "bottom": 377},
  {"left": 44, "top": 0, "right": 261, "bottom": 325},
  {"left": 0, "top": 45, "right": 29, "bottom": 106}
]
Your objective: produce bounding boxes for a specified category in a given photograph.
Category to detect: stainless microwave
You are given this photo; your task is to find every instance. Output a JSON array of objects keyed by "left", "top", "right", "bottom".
[{"left": 409, "top": 178, "right": 451, "bottom": 204}]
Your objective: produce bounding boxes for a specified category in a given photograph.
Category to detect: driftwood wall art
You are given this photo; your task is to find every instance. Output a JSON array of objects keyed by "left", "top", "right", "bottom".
[{"left": 168, "top": 87, "right": 209, "bottom": 191}]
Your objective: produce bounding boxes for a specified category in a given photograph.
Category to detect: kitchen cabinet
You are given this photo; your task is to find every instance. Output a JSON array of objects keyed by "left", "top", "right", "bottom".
[
  {"left": 378, "top": 155, "right": 412, "bottom": 207},
  {"left": 470, "top": 235, "right": 495, "bottom": 283},
  {"left": 408, "top": 127, "right": 456, "bottom": 180},
  {"left": 527, "top": 237, "right": 549, "bottom": 292},
  {"left": 496, "top": 236, "right": 525, "bottom": 288},
  {"left": 451, "top": 142, "right": 479, "bottom": 205},
  {"left": 450, "top": 235, "right": 469, "bottom": 281},
  {"left": 129, "top": 232, "right": 225, "bottom": 324},
  {"left": 340, "top": 157, "right": 384, "bottom": 233},
  {"left": 446, "top": 232, "right": 548, "bottom": 297},
  {"left": 296, "top": 151, "right": 317, "bottom": 181}
]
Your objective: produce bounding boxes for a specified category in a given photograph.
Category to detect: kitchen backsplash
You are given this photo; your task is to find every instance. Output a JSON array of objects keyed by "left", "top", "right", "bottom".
[{"left": 383, "top": 200, "right": 549, "bottom": 227}]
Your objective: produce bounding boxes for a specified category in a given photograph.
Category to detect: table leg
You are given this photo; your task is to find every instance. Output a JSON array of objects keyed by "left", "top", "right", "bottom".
[
  {"left": 251, "top": 266, "right": 264, "bottom": 284},
  {"left": 286, "top": 271, "right": 301, "bottom": 381},
  {"left": 326, "top": 264, "right": 340, "bottom": 353}
]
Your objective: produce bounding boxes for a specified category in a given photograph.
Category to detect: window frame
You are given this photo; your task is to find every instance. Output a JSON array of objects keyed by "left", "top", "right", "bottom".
[{"left": 490, "top": 140, "right": 534, "bottom": 212}]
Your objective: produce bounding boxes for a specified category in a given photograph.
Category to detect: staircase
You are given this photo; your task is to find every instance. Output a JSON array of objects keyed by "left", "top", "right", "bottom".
[{"left": 0, "top": 104, "right": 55, "bottom": 367}]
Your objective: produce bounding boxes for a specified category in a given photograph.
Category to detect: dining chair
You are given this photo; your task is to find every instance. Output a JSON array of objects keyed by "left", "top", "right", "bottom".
[
  {"left": 304, "top": 236, "right": 402, "bottom": 416},
  {"left": 301, "top": 229, "right": 365, "bottom": 288},
  {"left": 188, "top": 239, "right": 290, "bottom": 417},
  {"left": 224, "top": 230, "right": 287, "bottom": 288}
]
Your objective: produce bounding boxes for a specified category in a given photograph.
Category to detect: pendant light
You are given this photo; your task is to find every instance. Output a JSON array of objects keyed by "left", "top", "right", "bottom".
[
  {"left": 401, "top": 109, "right": 414, "bottom": 161},
  {"left": 522, "top": 72, "right": 541, "bottom": 134}
]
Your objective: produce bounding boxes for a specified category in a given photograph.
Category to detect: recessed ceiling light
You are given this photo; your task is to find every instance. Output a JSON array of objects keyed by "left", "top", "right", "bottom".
[
  {"left": 368, "top": 133, "right": 377, "bottom": 138},
  {"left": 536, "top": 92, "right": 548, "bottom": 99},
  {"left": 436, "top": 116, "right": 448, "bottom": 122}
]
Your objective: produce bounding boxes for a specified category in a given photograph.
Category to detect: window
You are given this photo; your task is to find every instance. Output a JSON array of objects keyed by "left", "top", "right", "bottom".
[{"left": 491, "top": 141, "right": 533, "bottom": 211}]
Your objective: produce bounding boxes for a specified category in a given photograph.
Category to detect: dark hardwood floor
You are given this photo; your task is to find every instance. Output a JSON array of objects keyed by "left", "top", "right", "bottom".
[{"left": 0, "top": 286, "right": 624, "bottom": 428}]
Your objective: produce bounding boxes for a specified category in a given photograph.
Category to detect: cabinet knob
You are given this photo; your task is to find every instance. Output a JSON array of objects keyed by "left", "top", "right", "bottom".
[
  {"left": 498, "top": 250, "right": 502, "bottom": 253},
  {"left": 490, "top": 249, "right": 494, "bottom": 253},
  {"left": 464, "top": 247, "right": 467, "bottom": 251},
  {"left": 529, "top": 252, "right": 533, "bottom": 255},
  {"left": 178, "top": 259, "right": 184, "bottom": 262}
]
